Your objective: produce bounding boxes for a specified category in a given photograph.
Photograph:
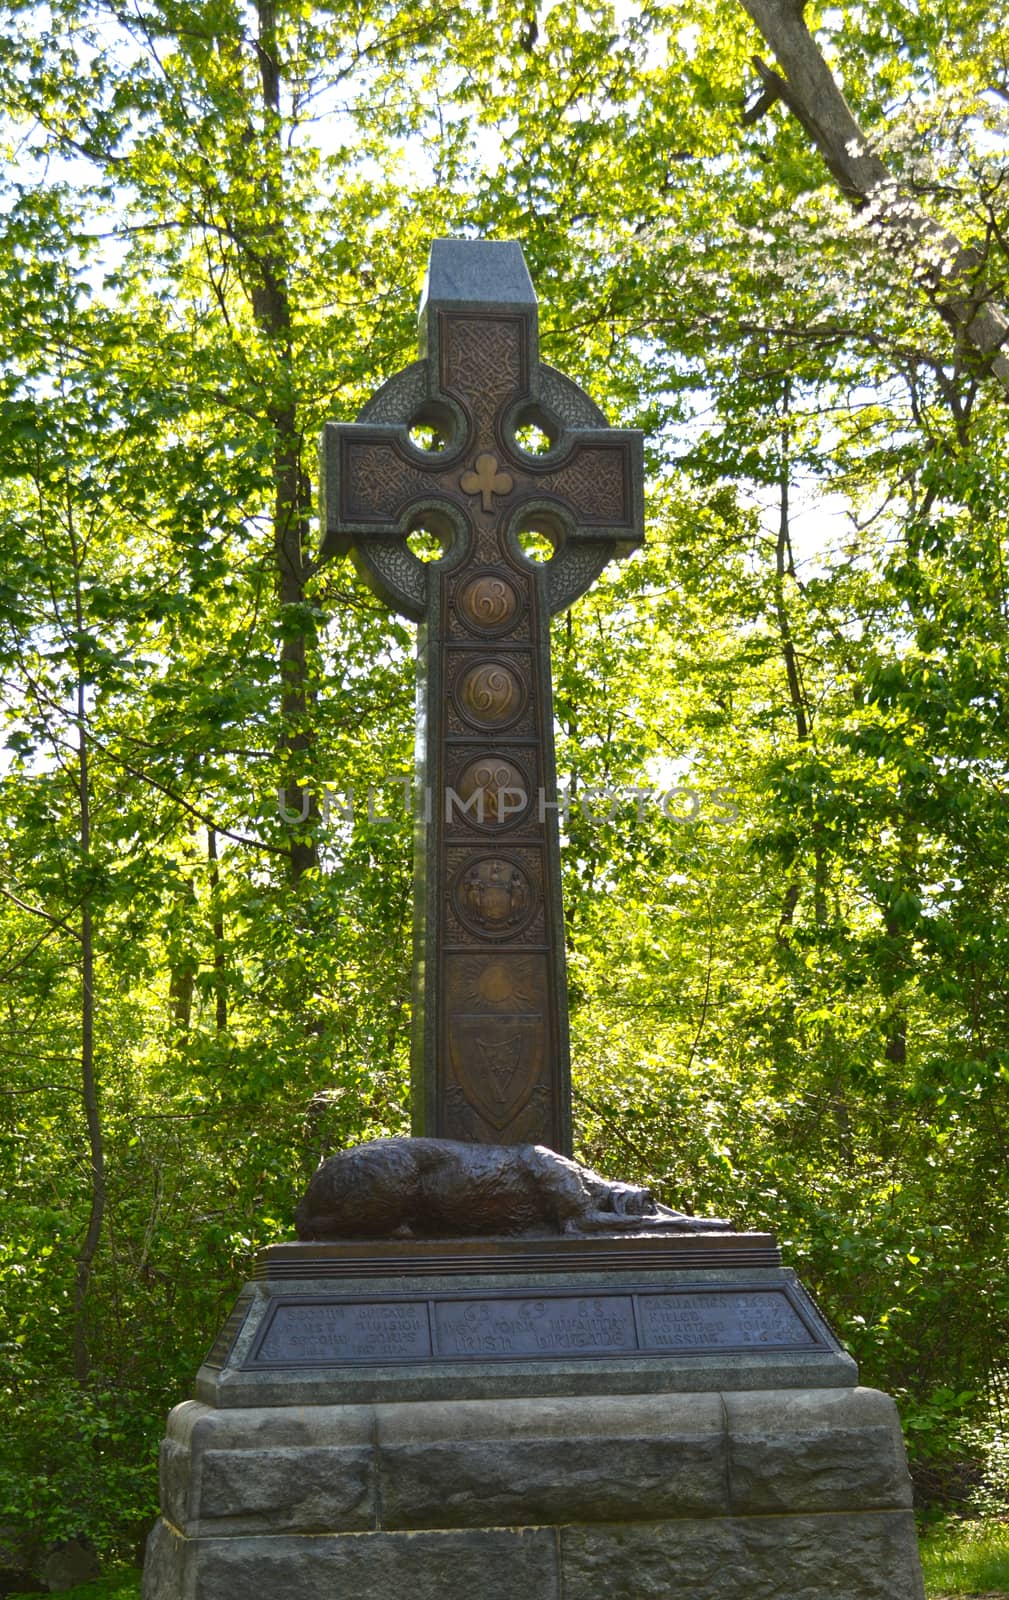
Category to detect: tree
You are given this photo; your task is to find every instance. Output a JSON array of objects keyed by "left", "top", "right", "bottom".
[{"left": 738, "top": 0, "right": 1009, "bottom": 393}]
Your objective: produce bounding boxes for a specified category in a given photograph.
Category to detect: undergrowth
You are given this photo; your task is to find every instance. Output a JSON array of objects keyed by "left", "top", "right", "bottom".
[{"left": 919, "top": 1519, "right": 1009, "bottom": 1596}]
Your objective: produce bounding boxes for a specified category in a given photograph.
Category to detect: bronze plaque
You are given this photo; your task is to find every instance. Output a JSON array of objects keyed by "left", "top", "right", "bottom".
[
  {"left": 456, "top": 571, "right": 523, "bottom": 634},
  {"left": 433, "top": 1294, "right": 637, "bottom": 1357},
  {"left": 447, "top": 1013, "right": 544, "bottom": 1129},
  {"left": 636, "top": 1291, "right": 813, "bottom": 1349},
  {"left": 245, "top": 1284, "right": 823, "bottom": 1367},
  {"left": 202, "top": 1291, "right": 253, "bottom": 1370},
  {"left": 255, "top": 1300, "right": 432, "bottom": 1365},
  {"left": 454, "top": 659, "right": 527, "bottom": 730},
  {"left": 452, "top": 753, "right": 533, "bottom": 829}
]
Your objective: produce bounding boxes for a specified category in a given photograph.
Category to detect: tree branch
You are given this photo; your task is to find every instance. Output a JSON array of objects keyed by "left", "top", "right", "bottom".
[
  {"left": 738, "top": 0, "right": 1009, "bottom": 396},
  {"left": 0, "top": 883, "right": 82, "bottom": 937}
]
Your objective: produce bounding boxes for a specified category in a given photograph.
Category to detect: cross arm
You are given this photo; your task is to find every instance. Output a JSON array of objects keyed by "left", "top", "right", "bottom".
[{"left": 318, "top": 362, "right": 469, "bottom": 622}]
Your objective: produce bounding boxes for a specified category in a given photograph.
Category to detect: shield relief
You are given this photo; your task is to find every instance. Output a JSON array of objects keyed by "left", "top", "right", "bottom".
[{"left": 448, "top": 1012, "right": 545, "bottom": 1130}]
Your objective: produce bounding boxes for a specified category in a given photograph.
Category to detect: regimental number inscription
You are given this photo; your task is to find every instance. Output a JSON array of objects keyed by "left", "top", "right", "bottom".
[
  {"left": 456, "top": 660, "right": 526, "bottom": 728},
  {"left": 453, "top": 756, "right": 531, "bottom": 828},
  {"left": 456, "top": 572, "right": 522, "bottom": 635},
  {"left": 246, "top": 1285, "right": 824, "bottom": 1367}
]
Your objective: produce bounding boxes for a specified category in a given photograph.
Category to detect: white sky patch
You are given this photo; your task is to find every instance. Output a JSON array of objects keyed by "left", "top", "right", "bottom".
[
  {"left": 645, "top": 754, "right": 695, "bottom": 788},
  {"left": 675, "top": 24, "right": 700, "bottom": 56},
  {"left": 745, "top": 480, "right": 857, "bottom": 576},
  {"left": 611, "top": 0, "right": 671, "bottom": 70}
]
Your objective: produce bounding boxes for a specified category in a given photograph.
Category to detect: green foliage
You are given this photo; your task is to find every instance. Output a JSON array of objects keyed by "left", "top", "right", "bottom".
[
  {"left": 919, "top": 1521, "right": 1009, "bottom": 1596},
  {"left": 10, "top": 1578, "right": 140, "bottom": 1600},
  {"left": 1, "top": 0, "right": 1009, "bottom": 1565},
  {"left": 0, "top": 1382, "right": 161, "bottom": 1558}
]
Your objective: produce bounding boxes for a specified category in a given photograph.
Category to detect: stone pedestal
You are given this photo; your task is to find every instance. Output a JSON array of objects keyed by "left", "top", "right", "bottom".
[{"left": 143, "top": 1235, "right": 925, "bottom": 1600}]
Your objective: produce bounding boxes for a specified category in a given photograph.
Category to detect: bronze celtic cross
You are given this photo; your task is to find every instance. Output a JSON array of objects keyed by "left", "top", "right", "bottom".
[{"left": 320, "top": 240, "right": 643, "bottom": 1155}]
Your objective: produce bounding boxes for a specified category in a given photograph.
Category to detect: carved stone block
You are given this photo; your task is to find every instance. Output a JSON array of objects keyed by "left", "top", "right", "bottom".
[{"left": 143, "top": 1387, "right": 924, "bottom": 1600}]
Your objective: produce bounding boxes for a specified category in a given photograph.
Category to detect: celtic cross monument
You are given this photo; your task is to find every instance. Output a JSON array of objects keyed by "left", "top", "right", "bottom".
[
  {"left": 144, "top": 239, "right": 924, "bottom": 1600},
  {"left": 320, "top": 239, "right": 644, "bottom": 1154}
]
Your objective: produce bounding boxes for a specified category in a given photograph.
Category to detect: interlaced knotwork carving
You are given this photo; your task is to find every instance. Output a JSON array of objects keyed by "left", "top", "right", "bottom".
[
  {"left": 444, "top": 317, "right": 523, "bottom": 413},
  {"left": 359, "top": 362, "right": 427, "bottom": 426},
  {"left": 473, "top": 526, "right": 502, "bottom": 563},
  {"left": 538, "top": 363, "right": 607, "bottom": 429},
  {"left": 547, "top": 542, "right": 616, "bottom": 615},
  {"left": 346, "top": 443, "right": 441, "bottom": 520},
  {"left": 367, "top": 541, "right": 427, "bottom": 616},
  {"left": 536, "top": 447, "right": 629, "bottom": 524}
]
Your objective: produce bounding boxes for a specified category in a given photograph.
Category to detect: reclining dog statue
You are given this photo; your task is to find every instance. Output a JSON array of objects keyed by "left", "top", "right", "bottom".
[{"left": 296, "top": 1137, "right": 731, "bottom": 1240}]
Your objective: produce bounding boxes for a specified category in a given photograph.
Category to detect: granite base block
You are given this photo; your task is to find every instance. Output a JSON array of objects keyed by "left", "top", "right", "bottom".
[
  {"left": 562, "top": 1512, "right": 923, "bottom": 1600},
  {"left": 143, "top": 1387, "right": 925, "bottom": 1600},
  {"left": 144, "top": 1519, "right": 560, "bottom": 1600}
]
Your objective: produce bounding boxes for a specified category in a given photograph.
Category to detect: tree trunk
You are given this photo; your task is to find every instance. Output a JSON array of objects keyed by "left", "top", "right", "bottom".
[
  {"left": 168, "top": 963, "right": 194, "bottom": 1027},
  {"left": 208, "top": 827, "right": 227, "bottom": 1032},
  {"left": 737, "top": 0, "right": 1009, "bottom": 395},
  {"left": 68, "top": 510, "right": 104, "bottom": 1387},
  {"left": 251, "top": 0, "right": 318, "bottom": 881},
  {"left": 773, "top": 388, "right": 809, "bottom": 746}
]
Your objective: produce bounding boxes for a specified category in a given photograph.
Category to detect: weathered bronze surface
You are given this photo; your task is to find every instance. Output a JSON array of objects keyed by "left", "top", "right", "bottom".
[
  {"left": 294, "top": 1137, "right": 731, "bottom": 1241},
  {"left": 255, "top": 1232, "right": 783, "bottom": 1279},
  {"left": 321, "top": 240, "right": 644, "bottom": 1152}
]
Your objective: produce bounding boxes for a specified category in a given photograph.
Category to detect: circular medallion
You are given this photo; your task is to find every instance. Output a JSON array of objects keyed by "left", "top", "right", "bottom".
[
  {"left": 452, "top": 855, "right": 536, "bottom": 939},
  {"left": 456, "top": 660, "right": 525, "bottom": 729},
  {"left": 454, "top": 755, "right": 531, "bottom": 828},
  {"left": 473, "top": 959, "right": 524, "bottom": 1006},
  {"left": 457, "top": 571, "right": 521, "bottom": 636},
  {"left": 459, "top": 955, "right": 536, "bottom": 1009}
]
